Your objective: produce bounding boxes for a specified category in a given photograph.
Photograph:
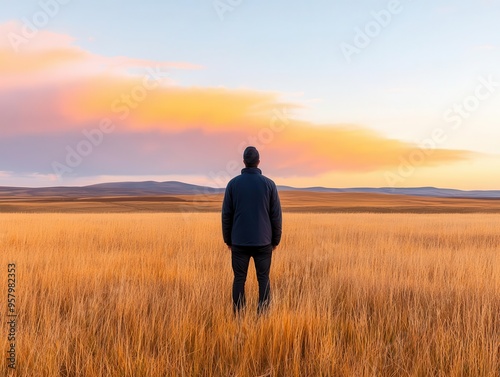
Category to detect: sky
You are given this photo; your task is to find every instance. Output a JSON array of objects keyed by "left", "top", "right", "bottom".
[{"left": 1, "top": 0, "right": 499, "bottom": 189}]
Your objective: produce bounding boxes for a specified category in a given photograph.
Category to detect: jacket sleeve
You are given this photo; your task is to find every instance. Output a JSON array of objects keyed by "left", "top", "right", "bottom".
[
  {"left": 221, "top": 183, "right": 234, "bottom": 246},
  {"left": 270, "top": 183, "right": 282, "bottom": 246}
]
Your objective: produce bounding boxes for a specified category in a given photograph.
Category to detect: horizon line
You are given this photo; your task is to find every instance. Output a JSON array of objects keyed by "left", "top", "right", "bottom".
[{"left": 1, "top": 179, "right": 499, "bottom": 193}]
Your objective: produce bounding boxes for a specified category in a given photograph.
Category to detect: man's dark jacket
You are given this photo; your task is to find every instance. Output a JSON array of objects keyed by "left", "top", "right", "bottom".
[{"left": 222, "top": 167, "right": 282, "bottom": 247}]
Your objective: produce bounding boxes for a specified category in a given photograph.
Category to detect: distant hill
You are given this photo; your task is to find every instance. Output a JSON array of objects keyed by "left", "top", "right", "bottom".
[
  {"left": 0, "top": 181, "right": 223, "bottom": 197},
  {"left": 1, "top": 180, "right": 500, "bottom": 199},
  {"left": 277, "top": 186, "right": 500, "bottom": 199}
]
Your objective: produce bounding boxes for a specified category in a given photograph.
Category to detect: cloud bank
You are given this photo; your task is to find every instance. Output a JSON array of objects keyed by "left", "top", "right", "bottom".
[{"left": 0, "top": 21, "right": 473, "bottom": 183}]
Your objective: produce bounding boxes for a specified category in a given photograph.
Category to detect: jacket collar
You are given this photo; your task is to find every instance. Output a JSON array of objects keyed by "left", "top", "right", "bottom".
[{"left": 241, "top": 167, "right": 262, "bottom": 175}]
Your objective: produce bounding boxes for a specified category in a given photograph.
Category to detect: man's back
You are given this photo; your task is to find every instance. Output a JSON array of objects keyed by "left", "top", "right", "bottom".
[
  {"left": 222, "top": 167, "right": 282, "bottom": 247},
  {"left": 222, "top": 146, "right": 282, "bottom": 315}
]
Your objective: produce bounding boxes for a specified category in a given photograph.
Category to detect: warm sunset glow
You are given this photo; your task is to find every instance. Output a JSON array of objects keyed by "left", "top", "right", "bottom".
[{"left": 1, "top": 1, "right": 499, "bottom": 188}]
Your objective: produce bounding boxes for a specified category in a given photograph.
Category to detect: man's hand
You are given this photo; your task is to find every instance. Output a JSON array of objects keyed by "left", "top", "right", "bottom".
[
  {"left": 227, "top": 245, "right": 231, "bottom": 251},
  {"left": 272, "top": 245, "right": 277, "bottom": 251}
]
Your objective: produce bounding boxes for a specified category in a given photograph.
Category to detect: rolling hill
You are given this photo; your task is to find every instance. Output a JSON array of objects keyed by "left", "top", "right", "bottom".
[
  {"left": 1, "top": 181, "right": 500, "bottom": 213},
  {"left": 1, "top": 180, "right": 500, "bottom": 198}
]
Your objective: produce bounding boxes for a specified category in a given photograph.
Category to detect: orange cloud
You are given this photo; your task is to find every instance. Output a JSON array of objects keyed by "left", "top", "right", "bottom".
[
  {"left": 59, "top": 76, "right": 472, "bottom": 172},
  {"left": 59, "top": 75, "right": 297, "bottom": 132},
  {"left": 0, "top": 48, "right": 86, "bottom": 74},
  {"left": 271, "top": 121, "right": 472, "bottom": 171}
]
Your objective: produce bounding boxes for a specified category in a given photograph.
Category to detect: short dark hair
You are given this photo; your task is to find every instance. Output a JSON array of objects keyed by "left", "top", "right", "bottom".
[{"left": 243, "top": 146, "right": 259, "bottom": 167}]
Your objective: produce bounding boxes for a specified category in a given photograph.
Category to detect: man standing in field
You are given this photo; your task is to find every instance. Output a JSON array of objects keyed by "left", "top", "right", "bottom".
[{"left": 222, "top": 146, "right": 282, "bottom": 316}]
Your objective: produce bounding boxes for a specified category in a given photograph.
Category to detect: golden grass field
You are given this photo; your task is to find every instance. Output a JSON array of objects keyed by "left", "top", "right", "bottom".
[{"left": 1, "top": 212, "right": 499, "bottom": 376}]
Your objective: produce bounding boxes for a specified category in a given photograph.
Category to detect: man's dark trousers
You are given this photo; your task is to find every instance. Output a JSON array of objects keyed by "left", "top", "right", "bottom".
[{"left": 231, "top": 244, "right": 273, "bottom": 315}]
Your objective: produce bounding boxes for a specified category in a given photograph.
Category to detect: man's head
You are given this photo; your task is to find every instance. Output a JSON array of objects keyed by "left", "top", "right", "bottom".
[{"left": 243, "top": 146, "right": 260, "bottom": 168}]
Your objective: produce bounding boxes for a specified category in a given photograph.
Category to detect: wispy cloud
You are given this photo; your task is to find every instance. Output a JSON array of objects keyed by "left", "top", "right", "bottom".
[
  {"left": 0, "top": 21, "right": 200, "bottom": 91},
  {"left": 475, "top": 44, "right": 496, "bottom": 51}
]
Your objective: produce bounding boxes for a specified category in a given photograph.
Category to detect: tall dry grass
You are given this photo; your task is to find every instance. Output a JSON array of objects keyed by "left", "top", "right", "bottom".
[{"left": 0, "top": 212, "right": 498, "bottom": 376}]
